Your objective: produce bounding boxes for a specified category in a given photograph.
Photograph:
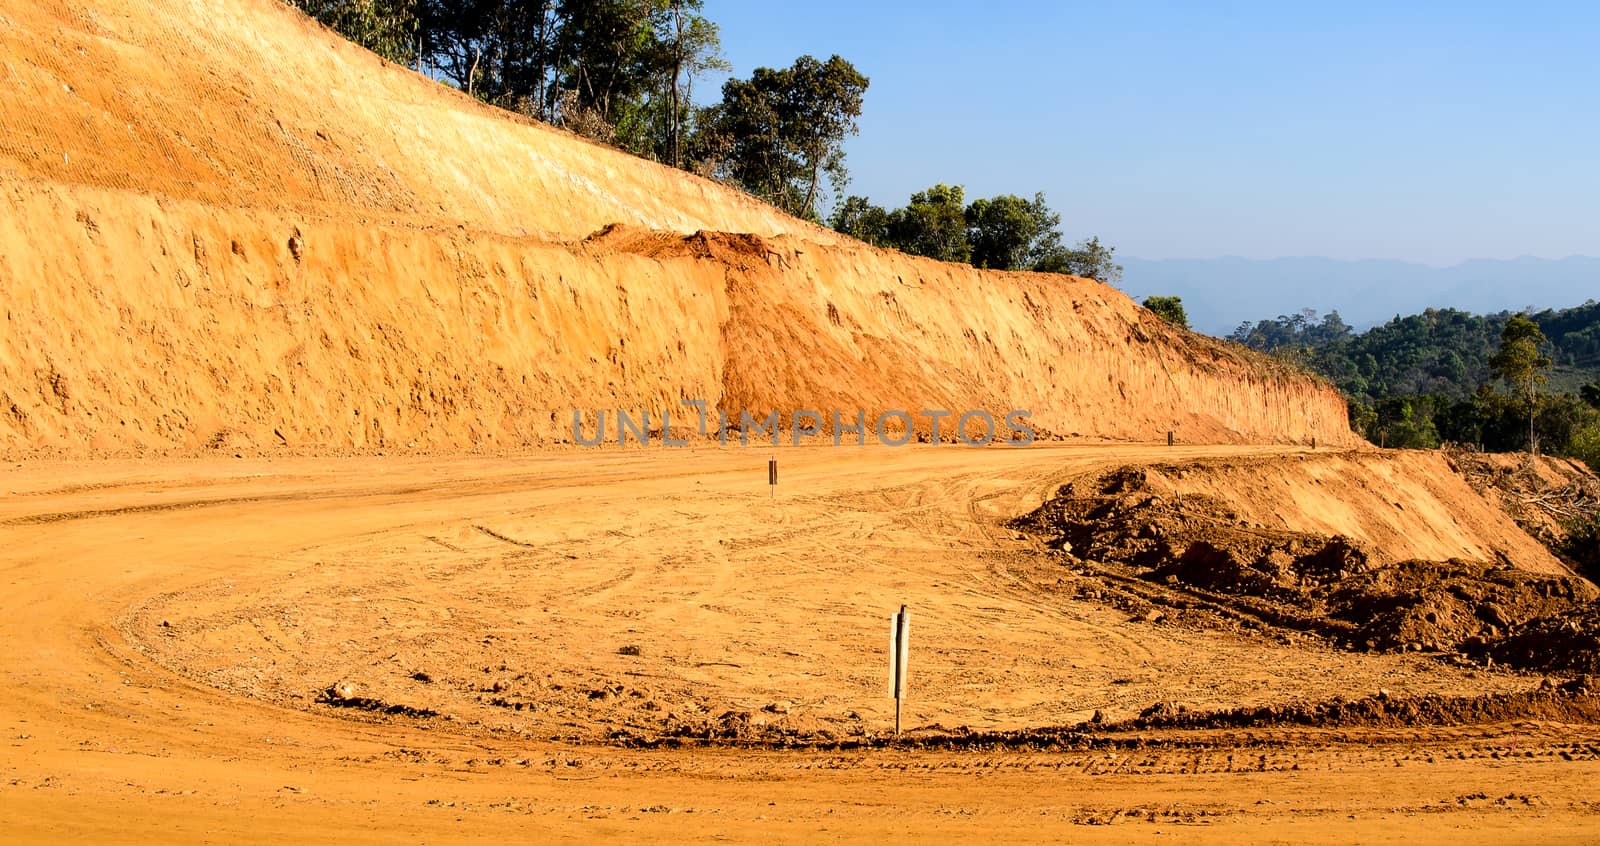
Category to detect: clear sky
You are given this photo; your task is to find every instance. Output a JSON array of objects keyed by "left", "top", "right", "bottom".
[{"left": 698, "top": 1, "right": 1599, "bottom": 265}]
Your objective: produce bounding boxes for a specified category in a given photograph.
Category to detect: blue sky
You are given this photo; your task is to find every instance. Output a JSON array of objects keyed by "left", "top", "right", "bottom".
[{"left": 698, "top": 1, "right": 1599, "bottom": 265}]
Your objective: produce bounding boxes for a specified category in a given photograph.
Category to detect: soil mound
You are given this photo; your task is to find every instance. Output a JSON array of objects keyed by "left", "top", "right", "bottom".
[
  {"left": 1119, "top": 685, "right": 1600, "bottom": 731},
  {"left": 1013, "top": 455, "right": 1600, "bottom": 670},
  {"left": 1487, "top": 607, "right": 1600, "bottom": 675}
]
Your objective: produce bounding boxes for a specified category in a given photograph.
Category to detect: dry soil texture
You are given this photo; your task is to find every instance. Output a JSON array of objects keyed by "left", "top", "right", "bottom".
[
  {"left": 0, "top": 0, "right": 1352, "bottom": 455},
  {"left": 3, "top": 1, "right": 1597, "bottom": 843},
  {"left": 4, "top": 445, "right": 1600, "bottom": 844}
]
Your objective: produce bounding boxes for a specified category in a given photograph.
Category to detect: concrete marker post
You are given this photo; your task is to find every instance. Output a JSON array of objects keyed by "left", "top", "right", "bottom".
[{"left": 889, "top": 605, "right": 909, "bottom": 736}]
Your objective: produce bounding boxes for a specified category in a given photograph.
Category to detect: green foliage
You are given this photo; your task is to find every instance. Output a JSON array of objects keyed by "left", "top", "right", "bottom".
[
  {"left": 1368, "top": 396, "right": 1442, "bottom": 449},
  {"left": 830, "top": 187, "right": 1122, "bottom": 284},
  {"left": 1265, "top": 304, "right": 1600, "bottom": 460},
  {"left": 1561, "top": 513, "right": 1600, "bottom": 577},
  {"left": 881, "top": 184, "right": 972, "bottom": 263},
  {"left": 1348, "top": 400, "right": 1377, "bottom": 437},
  {"left": 1231, "top": 306, "right": 1600, "bottom": 408},
  {"left": 1230, "top": 309, "right": 1353, "bottom": 353},
  {"left": 1490, "top": 314, "right": 1553, "bottom": 451},
  {"left": 828, "top": 196, "right": 890, "bottom": 246},
  {"left": 1569, "top": 425, "right": 1600, "bottom": 473},
  {"left": 707, "top": 55, "right": 868, "bottom": 219},
  {"left": 1048, "top": 235, "right": 1123, "bottom": 284},
  {"left": 1143, "top": 296, "right": 1189, "bottom": 329},
  {"left": 1581, "top": 383, "right": 1600, "bottom": 409},
  {"left": 964, "top": 193, "right": 1064, "bottom": 271},
  {"left": 1491, "top": 315, "right": 1553, "bottom": 403},
  {"left": 291, "top": 0, "right": 419, "bottom": 65},
  {"left": 302, "top": 1, "right": 726, "bottom": 163}
]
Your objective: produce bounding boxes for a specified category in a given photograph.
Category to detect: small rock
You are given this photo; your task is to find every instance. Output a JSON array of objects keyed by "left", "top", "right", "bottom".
[{"left": 329, "top": 681, "right": 358, "bottom": 701}]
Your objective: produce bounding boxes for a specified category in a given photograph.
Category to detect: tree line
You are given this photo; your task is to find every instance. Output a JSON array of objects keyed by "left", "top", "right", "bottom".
[
  {"left": 828, "top": 186, "right": 1124, "bottom": 283},
  {"left": 287, "top": 1, "right": 866, "bottom": 220},
  {"left": 286, "top": 1, "right": 1125, "bottom": 275},
  {"left": 1230, "top": 303, "right": 1600, "bottom": 470}
]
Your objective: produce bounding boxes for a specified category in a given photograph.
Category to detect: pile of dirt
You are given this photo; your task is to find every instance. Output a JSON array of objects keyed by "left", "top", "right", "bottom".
[
  {"left": 1013, "top": 461, "right": 1600, "bottom": 668},
  {"left": 1485, "top": 606, "right": 1600, "bottom": 675},
  {"left": 1119, "top": 684, "right": 1600, "bottom": 731}
]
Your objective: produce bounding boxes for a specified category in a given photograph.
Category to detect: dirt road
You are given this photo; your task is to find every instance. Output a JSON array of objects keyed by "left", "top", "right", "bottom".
[{"left": 3, "top": 443, "right": 1597, "bottom": 843}]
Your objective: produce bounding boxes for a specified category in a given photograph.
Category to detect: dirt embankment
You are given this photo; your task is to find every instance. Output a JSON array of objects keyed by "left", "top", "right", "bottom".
[
  {"left": 0, "top": 0, "right": 1355, "bottom": 456},
  {"left": 1012, "top": 451, "right": 1600, "bottom": 673},
  {"left": 1444, "top": 449, "right": 1600, "bottom": 550}
]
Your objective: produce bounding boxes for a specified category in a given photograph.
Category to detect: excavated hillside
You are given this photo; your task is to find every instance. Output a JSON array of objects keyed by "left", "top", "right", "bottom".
[{"left": 0, "top": 0, "right": 1355, "bottom": 454}]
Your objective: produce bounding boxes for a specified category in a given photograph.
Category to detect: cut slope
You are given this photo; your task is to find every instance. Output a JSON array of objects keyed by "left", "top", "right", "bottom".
[
  {"left": 0, "top": 0, "right": 829, "bottom": 241},
  {"left": 0, "top": 0, "right": 1357, "bottom": 454},
  {"left": 1132, "top": 452, "right": 1573, "bottom": 573}
]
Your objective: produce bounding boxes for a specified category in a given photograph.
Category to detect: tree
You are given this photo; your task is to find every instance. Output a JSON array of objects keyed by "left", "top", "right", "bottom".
[
  {"left": 964, "top": 193, "right": 1068, "bottom": 272},
  {"left": 655, "top": 1, "right": 727, "bottom": 167},
  {"left": 290, "top": 0, "right": 419, "bottom": 65},
  {"left": 882, "top": 184, "right": 971, "bottom": 263},
  {"left": 1488, "top": 314, "right": 1553, "bottom": 453},
  {"left": 1582, "top": 383, "right": 1600, "bottom": 410},
  {"left": 828, "top": 195, "right": 889, "bottom": 246},
  {"left": 710, "top": 55, "right": 868, "bottom": 218},
  {"left": 553, "top": 0, "right": 667, "bottom": 146},
  {"left": 1371, "top": 396, "right": 1441, "bottom": 449},
  {"left": 421, "top": 1, "right": 562, "bottom": 112},
  {"left": 1143, "top": 296, "right": 1189, "bottom": 329},
  {"left": 1047, "top": 235, "right": 1122, "bottom": 284}
]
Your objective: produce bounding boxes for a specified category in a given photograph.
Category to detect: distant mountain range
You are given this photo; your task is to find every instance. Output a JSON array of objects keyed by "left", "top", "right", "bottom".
[{"left": 1118, "top": 255, "right": 1600, "bottom": 336}]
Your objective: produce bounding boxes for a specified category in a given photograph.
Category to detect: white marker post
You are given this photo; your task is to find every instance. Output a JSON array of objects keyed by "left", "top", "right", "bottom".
[{"left": 889, "top": 604, "right": 909, "bottom": 736}]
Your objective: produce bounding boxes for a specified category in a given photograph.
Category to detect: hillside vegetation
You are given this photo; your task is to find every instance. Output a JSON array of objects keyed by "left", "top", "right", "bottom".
[{"left": 1232, "top": 304, "right": 1600, "bottom": 469}]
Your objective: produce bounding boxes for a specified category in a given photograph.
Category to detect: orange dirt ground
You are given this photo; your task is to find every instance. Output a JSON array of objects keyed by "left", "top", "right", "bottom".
[
  {"left": 5, "top": 445, "right": 1600, "bottom": 844},
  {"left": 3, "top": 0, "right": 1599, "bottom": 843}
]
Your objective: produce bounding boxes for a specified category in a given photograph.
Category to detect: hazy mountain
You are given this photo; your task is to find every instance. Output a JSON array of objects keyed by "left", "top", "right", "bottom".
[{"left": 1118, "top": 255, "right": 1600, "bottom": 336}]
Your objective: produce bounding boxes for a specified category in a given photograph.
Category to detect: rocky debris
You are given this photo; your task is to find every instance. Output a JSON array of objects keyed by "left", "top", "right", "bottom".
[
  {"left": 1116, "top": 688, "right": 1600, "bottom": 731},
  {"left": 1138, "top": 701, "right": 1190, "bottom": 720},
  {"left": 1482, "top": 605, "right": 1600, "bottom": 675},
  {"left": 317, "top": 682, "right": 439, "bottom": 718},
  {"left": 611, "top": 683, "right": 1600, "bottom": 749},
  {"left": 648, "top": 707, "right": 839, "bottom": 747},
  {"left": 1011, "top": 465, "right": 1599, "bottom": 672},
  {"left": 1444, "top": 448, "right": 1600, "bottom": 553}
]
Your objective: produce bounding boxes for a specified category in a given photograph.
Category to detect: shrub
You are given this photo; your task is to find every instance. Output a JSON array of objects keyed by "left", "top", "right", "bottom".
[{"left": 1563, "top": 514, "right": 1600, "bottom": 579}]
